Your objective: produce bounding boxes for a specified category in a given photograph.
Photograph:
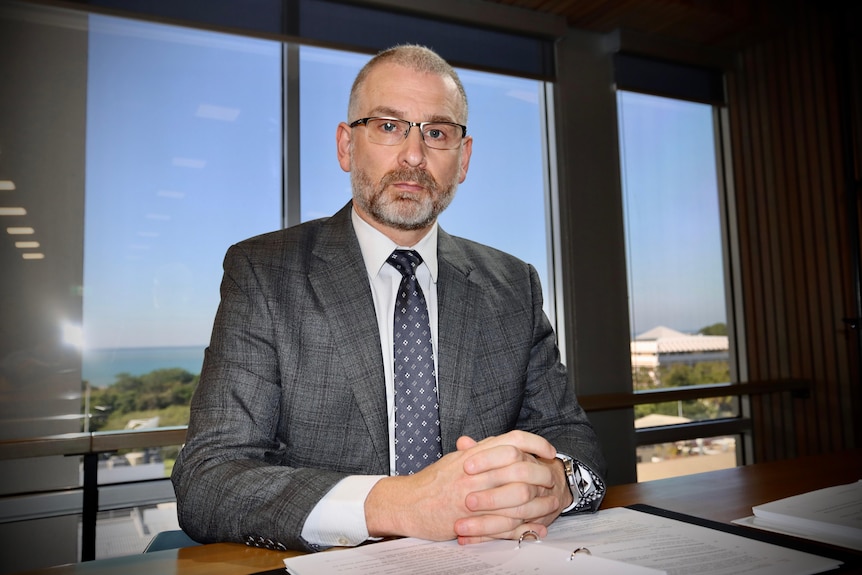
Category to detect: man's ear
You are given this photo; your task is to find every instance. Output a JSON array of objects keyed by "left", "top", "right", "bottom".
[
  {"left": 458, "top": 135, "right": 473, "bottom": 183},
  {"left": 336, "top": 122, "right": 352, "bottom": 172}
]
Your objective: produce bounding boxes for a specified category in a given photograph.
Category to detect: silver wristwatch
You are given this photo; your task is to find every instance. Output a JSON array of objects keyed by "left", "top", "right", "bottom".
[
  {"left": 554, "top": 452, "right": 605, "bottom": 514},
  {"left": 555, "top": 452, "right": 579, "bottom": 513}
]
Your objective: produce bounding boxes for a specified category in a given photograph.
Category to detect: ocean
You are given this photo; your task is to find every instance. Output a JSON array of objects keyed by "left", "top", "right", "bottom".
[{"left": 83, "top": 346, "right": 205, "bottom": 387}]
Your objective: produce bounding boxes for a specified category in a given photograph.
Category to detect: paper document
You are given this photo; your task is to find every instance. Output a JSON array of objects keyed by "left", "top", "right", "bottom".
[
  {"left": 733, "top": 480, "right": 862, "bottom": 551},
  {"left": 284, "top": 534, "right": 662, "bottom": 575},
  {"left": 545, "top": 507, "right": 840, "bottom": 575},
  {"left": 284, "top": 507, "right": 842, "bottom": 575}
]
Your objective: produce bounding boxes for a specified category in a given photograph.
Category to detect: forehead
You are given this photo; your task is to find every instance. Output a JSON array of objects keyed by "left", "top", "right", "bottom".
[{"left": 355, "top": 62, "right": 464, "bottom": 121}]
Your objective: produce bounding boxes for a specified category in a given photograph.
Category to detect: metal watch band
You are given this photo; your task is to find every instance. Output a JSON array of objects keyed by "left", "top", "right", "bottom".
[{"left": 555, "top": 452, "right": 605, "bottom": 514}]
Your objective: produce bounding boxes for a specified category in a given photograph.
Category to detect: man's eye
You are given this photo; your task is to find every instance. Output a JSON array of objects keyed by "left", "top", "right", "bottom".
[
  {"left": 380, "top": 122, "right": 399, "bottom": 133},
  {"left": 426, "top": 128, "right": 443, "bottom": 140}
]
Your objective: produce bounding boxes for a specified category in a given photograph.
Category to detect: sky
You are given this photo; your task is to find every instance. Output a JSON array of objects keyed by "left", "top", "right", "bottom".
[
  {"left": 81, "top": 14, "right": 726, "bottom": 352},
  {"left": 617, "top": 91, "right": 727, "bottom": 336}
]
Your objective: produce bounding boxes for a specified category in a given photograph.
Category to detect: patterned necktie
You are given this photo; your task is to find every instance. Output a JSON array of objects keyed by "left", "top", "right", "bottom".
[{"left": 387, "top": 249, "right": 442, "bottom": 475}]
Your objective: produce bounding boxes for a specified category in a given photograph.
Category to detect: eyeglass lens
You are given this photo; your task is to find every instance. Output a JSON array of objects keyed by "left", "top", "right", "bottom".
[{"left": 364, "top": 118, "right": 462, "bottom": 149}]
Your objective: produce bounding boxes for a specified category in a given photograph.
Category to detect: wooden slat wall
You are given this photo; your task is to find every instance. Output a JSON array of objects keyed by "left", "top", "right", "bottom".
[{"left": 726, "top": 1, "right": 862, "bottom": 462}]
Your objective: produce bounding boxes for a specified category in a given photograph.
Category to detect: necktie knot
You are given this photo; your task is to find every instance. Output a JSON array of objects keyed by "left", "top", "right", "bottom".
[{"left": 387, "top": 250, "right": 423, "bottom": 278}]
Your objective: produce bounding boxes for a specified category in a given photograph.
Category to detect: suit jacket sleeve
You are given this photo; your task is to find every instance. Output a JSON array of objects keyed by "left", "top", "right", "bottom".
[
  {"left": 172, "top": 237, "right": 364, "bottom": 553},
  {"left": 519, "top": 263, "right": 607, "bottom": 480},
  {"left": 435, "top": 237, "right": 606, "bottom": 484}
]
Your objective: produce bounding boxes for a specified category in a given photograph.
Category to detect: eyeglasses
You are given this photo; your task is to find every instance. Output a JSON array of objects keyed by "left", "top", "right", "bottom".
[{"left": 349, "top": 117, "right": 467, "bottom": 150}]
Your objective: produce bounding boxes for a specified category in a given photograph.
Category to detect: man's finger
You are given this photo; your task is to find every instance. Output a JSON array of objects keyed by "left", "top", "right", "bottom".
[
  {"left": 462, "top": 431, "right": 556, "bottom": 474},
  {"left": 454, "top": 518, "right": 549, "bottom": 544}
]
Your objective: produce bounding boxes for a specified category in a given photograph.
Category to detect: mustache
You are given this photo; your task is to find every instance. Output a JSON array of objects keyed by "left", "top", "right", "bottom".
[{"left": 378, "top": 167, "right": 438, "bottom": 192}]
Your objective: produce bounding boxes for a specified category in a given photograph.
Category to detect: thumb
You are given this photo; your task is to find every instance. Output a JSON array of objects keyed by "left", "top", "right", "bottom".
[{"left": 456, "top": 435, "right": 478, "bottom": 451}]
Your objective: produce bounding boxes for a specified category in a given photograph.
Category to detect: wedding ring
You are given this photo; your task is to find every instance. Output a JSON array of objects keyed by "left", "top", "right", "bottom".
[
  {"left": 517, "top": 530, "right": 541, "bottom": 548},
  {"left": 569, "top": 546, "right": 591, "bottom": 560}
]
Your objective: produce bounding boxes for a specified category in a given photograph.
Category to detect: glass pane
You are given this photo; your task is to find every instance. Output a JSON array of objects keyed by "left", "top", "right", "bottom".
[
  {"left": 0, "top": 7, "right": 89, "bottom": 535},
  {"left": 1, "top": 5, "right": 91, "bottom": 569},
  {"left": 299, "top": 46, "right": 552, "bottom": 314},
  {"left": 88, "top": 442, "right": 184, "bottom": 559},
  {"left": 91, "top": 504, "right": 180, "bottom": 559},
  {"left": 82, "top": 15, "right": 282, "bottom": 432},
  {"left": 637, "top": 436, "right": 738, "bottom": 481},
  {"left": 618, "top": 91, "right": 738, "bottom": 477},
  {"left": 619, "top": 92, "right": 726, "bottom": 348}
]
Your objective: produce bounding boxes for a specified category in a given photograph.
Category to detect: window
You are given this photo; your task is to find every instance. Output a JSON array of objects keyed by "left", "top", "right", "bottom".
[
  {"left": 82, "top": 15, "right": 282, "bottom": 404},
  {"left": 80, "top": 14, "right": 283, "bottom": 559},
  {"left": 617, "top": 91, "right": 738, "bottom": 480}
]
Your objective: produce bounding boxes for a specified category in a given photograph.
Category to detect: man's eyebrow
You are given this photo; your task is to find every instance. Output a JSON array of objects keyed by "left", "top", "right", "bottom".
[
  {"left": 426, "top": 114, "right": 459, "bottom": 124},
  {"left": 367, "top": 107, "right": 458, "bottom": 124},
  {"left": 368, "top": 106, "right": 405, "bottom": 119}
]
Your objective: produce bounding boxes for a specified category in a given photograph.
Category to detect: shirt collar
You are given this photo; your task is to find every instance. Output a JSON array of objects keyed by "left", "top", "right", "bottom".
[{"left": 351, "top": 205, "right": 439, "bottom": 282}]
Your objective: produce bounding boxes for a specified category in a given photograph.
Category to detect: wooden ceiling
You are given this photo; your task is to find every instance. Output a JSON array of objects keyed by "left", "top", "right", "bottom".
[{"left": 480, "top": 0, "right": 788, "bottom": 49}]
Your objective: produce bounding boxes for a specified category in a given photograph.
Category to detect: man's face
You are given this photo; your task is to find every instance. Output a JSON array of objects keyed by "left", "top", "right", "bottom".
[{"left": 337, "top": 62, "right": 472, "bottom": 238}]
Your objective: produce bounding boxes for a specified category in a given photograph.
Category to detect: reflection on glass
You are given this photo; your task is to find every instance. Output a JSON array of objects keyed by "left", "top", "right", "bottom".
[
  {"left": 80, "top": 442, "right": 185, "bottom": 559},
  {"left": 637, "top": 436, "right": 738, "bottom": 482},
  {"left": 81, "top": 15, "right": 282, "bottom": 431},
  {"left": 94, "top": 443, "right": 182, "bottom": 484},
  {"left": 92, "top": 503, "right": 180, "bottom": 558},
  {"left": 0, "top": 8, "right": 89, "bottom": 520}
]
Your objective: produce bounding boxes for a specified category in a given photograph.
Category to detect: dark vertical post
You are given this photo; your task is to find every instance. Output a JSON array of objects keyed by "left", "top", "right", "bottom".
[
  {"left": 835, "top": 3, "right": 862, "bottom": 410},
  {"left": 81, "top": 453, "right": 98, "bottom": 561}
]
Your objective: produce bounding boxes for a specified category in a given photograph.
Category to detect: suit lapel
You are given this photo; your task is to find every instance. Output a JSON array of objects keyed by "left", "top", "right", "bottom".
[
  {"left": 436, "top": 230, "right": 480, "bottom": 453},
  {"left": 305, "top": 208, "right": 481, "bottom": 463},
  {"left": 308, "top": 204, "right": 390, "bottom": 473}
]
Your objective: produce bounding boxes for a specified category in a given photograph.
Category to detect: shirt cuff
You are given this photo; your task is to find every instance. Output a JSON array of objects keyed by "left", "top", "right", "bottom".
[{"left": 300, "top": 475, "right": 386, "bottom": 547}]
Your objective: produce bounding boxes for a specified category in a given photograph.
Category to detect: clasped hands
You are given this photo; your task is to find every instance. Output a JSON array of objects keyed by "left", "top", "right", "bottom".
[{"left": 365, "top": 430, "right": 572, "bottom": 545}]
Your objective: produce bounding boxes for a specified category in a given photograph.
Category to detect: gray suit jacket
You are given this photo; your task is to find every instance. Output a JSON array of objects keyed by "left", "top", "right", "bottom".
[{"left": 172, "top": 202, "right": 605, "bottom": 552}]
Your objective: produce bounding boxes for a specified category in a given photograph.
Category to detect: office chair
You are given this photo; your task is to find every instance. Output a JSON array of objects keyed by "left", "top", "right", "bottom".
[{"left": 143, "top": 529, "right": 201, "bottom": 552}]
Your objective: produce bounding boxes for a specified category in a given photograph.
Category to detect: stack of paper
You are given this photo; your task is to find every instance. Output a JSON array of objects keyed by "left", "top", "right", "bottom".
[
  {"left": 733, "top": 480, "right": 862, "bottom": 551},
  {"left": 285, "top": 533, "right": 664, "bottom": 575},
  {"left": 285, "top": 507, "right": 843, "bottom": 575}
]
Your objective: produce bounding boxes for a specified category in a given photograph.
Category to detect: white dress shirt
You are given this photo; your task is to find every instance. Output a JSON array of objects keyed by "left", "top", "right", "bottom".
[{"left": 300, "top": 207, "right": 439, "bottom": 547}]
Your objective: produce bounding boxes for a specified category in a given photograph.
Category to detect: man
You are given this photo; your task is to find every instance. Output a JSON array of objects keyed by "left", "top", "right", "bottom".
[{"left": 172, "top": 44, "right": 606, "bottom": 553}]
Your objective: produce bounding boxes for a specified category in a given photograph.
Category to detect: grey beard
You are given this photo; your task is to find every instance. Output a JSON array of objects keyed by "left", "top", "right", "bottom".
[{"left": 351, "top": 166, "right": 457, "bottom": 231}]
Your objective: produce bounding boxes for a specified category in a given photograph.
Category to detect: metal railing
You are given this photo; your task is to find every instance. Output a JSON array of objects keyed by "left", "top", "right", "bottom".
[
  {"left": 0, "top": 426, "right": 187, "bottom": 561},
  {"left": 0, "top": 378, "right": 811, "bottom": 561},
  {"left": 579, "top": 378, "right": 811, "bottom": 446}
]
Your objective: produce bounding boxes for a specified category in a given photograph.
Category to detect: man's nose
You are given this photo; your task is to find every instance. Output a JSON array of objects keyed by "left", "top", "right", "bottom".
[{"left": 398, "top": 126, "right": 427, "bottom": 167}]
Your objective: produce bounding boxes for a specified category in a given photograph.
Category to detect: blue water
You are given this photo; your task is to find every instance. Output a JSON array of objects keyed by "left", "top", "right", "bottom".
[{"left": 83, "top": 346, "right": 205, "bottom": 387}]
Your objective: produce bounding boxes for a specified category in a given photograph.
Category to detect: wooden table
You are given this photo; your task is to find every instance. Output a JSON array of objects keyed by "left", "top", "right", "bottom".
[
  {"left": 15, "top": 449, "right": 862, "bottom": 575},
  {"left": 602, "top": 448, "right": 862, "bottom": 523}
]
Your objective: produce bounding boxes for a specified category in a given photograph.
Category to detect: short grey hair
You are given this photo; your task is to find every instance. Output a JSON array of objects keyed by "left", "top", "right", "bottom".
[{"left": 348, "top": 44, "right": 468, "bottom": 123}]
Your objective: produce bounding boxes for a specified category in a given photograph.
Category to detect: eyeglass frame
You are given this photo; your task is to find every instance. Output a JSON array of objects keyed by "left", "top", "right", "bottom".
[{"left": 348, "top": 116, "right": 467, "bottom": 149}]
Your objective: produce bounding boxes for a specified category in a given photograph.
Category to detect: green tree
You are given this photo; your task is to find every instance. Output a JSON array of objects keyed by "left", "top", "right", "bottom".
[
  {"left": 84, "top": 368, "right": 199, "bottom": 432},
  {"left": 657, "top": 361, "right": 729, "bottom": 387},
  {"left": 636, "top": 360, "right": 733, "bottom": 422},
  {"left": 698, "top": 322, "right": 727, "bottom": 336}
]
